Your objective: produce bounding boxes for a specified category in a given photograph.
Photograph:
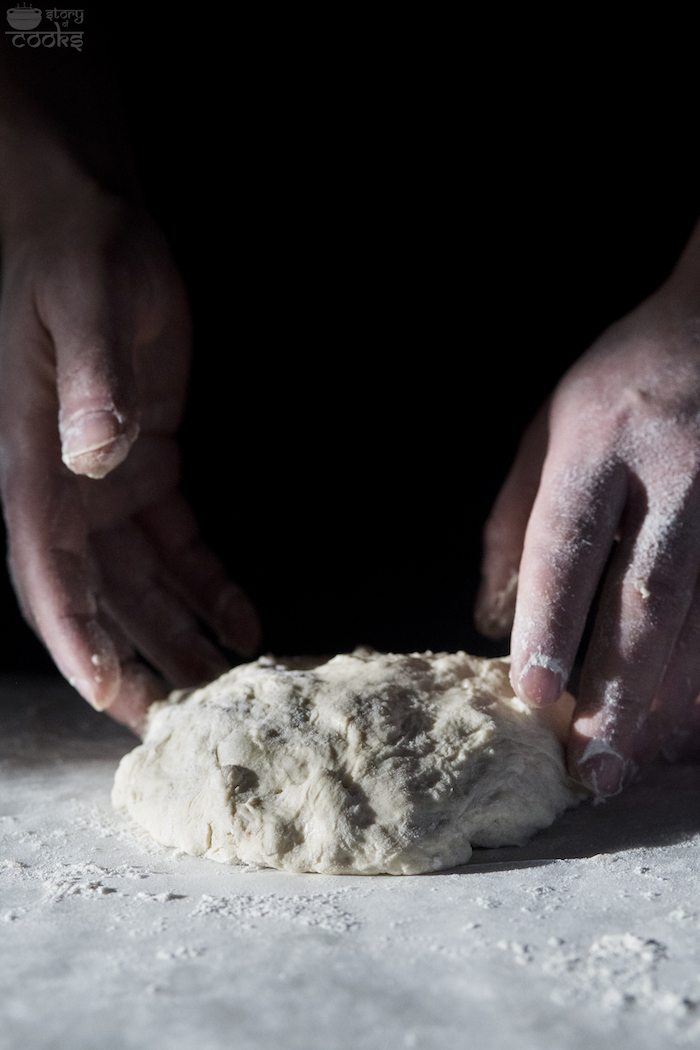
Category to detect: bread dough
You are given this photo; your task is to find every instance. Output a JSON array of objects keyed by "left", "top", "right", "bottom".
[{"left": 112, "top": 649, "right": 580, "bottom": 875}]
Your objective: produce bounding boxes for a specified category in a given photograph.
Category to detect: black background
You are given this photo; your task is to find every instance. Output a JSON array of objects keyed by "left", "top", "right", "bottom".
[{"left": 0, "top": 10, "right": 697, "bottom": 674}]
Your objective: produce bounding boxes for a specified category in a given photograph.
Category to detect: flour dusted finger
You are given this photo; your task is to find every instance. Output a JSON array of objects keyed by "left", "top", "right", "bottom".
[
  {"left": 2, "top": 447, "right": 121, "bottom": 710},
  {"left": 476, "top": 403, "right": 549, "bottom": 640},
  {"left": 510, "top": 441, "right": 626, "bottom": 709},
  {"left": 569, "top": 451, "right": 700, "bottom": 795},
  {"left": 639, "top": 575, "right": 700, "bottom": 763}
]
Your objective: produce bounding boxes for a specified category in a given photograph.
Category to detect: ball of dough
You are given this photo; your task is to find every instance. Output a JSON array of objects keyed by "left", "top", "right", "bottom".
[{"left": 112, "top": 649, "right": 580, "bottom": 875}]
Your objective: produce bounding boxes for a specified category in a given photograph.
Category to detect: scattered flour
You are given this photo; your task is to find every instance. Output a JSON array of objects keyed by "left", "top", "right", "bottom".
[
  {"left": 191, "top": 890, "right": 360, "bottom": 933},
  {"left": 4, "top": 675, "right": 700, "bottom": 1049}
]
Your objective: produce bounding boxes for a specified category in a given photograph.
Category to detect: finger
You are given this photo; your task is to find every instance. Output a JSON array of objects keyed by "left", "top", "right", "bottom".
[
  {"left": 3, "top": 449, "right": 121, "bottom": 710},
  {"left": 37, "top": 243, "right": 140, "bottom": 479},
  {"left": 91, "top": 605, "right": 167, "bottom": 736},
  {"left": 635, "top": 574, "right": 700, "bottom": 763},
  {"left": 136, "top": 491, "right": 261, "bottom": 657},
  {"left": 510, "top": 442, "right": 627, "bottom": 708},
  {"left": 475, "top": 402, "right": 549, "bottom": 639},
  {"left": 91, "top": 518, "right": 233, "bottom": 686},
  {"left": 102, "top": 659, "right": 168, "bottom": 737},
  {"left": 0, "top": 282, "right": 124, "bottom": 708},
  {"left": 569, "top": 478, "right": 700, "bottom": 796}
]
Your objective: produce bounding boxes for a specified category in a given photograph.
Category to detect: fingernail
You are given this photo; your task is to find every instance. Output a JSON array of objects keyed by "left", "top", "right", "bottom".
[
  {"left": 61, "top": 409, "right": 138, "bottom": 479},
  {"left": 576, "top": 747, "right": 626, "bottom": 798},
  {"left": 514, "top": 655, "right": 565, "bottom": 707},
  {"left": 64, "top": 631, "right": 120, "bottom": 711},
  {"left": 68, "top": 673, "right": 111, "bottom": 711}
]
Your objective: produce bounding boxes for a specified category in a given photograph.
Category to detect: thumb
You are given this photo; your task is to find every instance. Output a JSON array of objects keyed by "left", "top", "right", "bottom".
[
  {"left": 60, "top": 400, "right": 139, "bottom": 479},
  {"left": 475, "top": 401, "right": 549, "bottom": 639},
  {"left": 43, "top": 262, "right": 140, "bottom": 479}
]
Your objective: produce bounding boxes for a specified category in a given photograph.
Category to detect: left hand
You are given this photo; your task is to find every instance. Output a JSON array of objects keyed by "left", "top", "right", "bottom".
[{"left": 476, "top": 221, "right": 700, "bottom": 795}]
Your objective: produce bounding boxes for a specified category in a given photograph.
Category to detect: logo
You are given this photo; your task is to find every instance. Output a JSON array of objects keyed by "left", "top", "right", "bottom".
[
  {"left": 5, "top": 4, "right": 84, "bottom": 49},
  {"left": 6, "top": 6, "right": 41, "bottom": 29}
]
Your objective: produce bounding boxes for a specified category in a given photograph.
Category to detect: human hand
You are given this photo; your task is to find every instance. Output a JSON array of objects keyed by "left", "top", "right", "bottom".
[
  {"left": 0, "top": 143, "right": 260, "bottom": 735},
  {"left": 476, "top": 224, "right": 700, "bottom": 795}
]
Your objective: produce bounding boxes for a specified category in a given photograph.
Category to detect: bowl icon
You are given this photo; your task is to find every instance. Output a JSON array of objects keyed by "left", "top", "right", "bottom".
[{"left": 6, "top": 6, "right": 42, "bottom": 30}]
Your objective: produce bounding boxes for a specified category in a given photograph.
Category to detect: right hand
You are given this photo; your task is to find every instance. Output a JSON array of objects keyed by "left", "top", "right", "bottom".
[{"left": 476, "top": 233, "right": 700, "bottom": 795}]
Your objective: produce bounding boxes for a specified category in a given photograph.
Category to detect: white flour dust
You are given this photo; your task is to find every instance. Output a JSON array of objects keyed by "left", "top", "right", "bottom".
[{"left": 4, "top": 677, "right": 700, "bottom": 1050}]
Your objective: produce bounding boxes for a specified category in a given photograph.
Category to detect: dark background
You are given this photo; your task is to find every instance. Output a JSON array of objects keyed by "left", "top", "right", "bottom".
[{"left": 0, "top": 10, "right": 697, "bottom": 674}]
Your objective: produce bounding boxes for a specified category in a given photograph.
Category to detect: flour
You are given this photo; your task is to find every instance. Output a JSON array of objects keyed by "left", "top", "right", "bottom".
[
  {"left": 191, "top": 890, "right": 360, "bottom": 933},
  {"left": 112, "top": 649, "right": 581, "bottom": 876},
  {"left": 9, "top": 675, "right": 700, "bottom": 1050}
]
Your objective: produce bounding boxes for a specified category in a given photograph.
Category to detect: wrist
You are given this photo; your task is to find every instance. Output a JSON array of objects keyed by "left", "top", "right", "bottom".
[{"left": 0, "top": 121, "right": 93, "bottom": 237}]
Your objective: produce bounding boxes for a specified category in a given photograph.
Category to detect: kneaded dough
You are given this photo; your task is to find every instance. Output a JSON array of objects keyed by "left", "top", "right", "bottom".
[{"left": 112, "top": 649, "right": 580, "bottom": 875}]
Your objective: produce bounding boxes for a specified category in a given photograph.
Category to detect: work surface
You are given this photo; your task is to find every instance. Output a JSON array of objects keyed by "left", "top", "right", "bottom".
[{"left": 2, "top": 679, "right": 700, "bottom": 1050}]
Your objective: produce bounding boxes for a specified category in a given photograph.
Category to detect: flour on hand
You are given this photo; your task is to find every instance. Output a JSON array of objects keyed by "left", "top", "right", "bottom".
[{"left": 112, "top": 649, "right": 581, "bottom": 875}]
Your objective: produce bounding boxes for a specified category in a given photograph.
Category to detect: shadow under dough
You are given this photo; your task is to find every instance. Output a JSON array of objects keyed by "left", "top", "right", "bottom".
[{"left": 437, "top": 759, "right": 700, "bottom": 874}]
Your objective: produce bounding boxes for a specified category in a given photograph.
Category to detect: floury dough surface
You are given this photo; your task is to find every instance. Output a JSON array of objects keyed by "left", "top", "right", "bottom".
[{"left": 112, "top": 649, "right": 581, "bottom": 875}]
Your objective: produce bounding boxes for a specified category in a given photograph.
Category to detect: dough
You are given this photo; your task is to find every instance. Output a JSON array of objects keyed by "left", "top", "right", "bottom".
[{"left": 112, "top": 649, "right": 581, "bottom": 875}]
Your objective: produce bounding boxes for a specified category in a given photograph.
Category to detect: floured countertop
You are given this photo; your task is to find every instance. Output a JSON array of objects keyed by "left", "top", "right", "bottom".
[{"left": 2, "top": 677, "right": 700, "bottom": 1050}]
